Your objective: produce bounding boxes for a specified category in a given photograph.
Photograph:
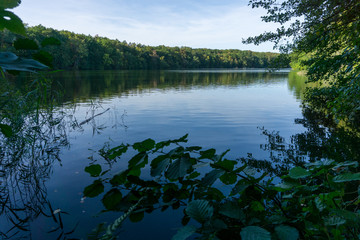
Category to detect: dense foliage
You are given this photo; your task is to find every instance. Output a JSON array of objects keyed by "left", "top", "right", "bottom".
[
  {"left": 244, "top": 0, "right": 360, "bottom": 126},
  {"left": 0, "top": 25, "right": 285, "bottom": 70}
]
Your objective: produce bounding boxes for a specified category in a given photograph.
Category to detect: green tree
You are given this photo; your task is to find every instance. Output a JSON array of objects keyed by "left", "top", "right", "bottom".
[{"left": 244, "top": 0, "right": 360, "bottom": 126}]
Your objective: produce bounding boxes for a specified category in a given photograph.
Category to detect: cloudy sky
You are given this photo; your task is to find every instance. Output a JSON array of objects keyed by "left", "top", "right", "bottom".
[{"left": 14, "top": 0, "right": 280, "bottom": 52}]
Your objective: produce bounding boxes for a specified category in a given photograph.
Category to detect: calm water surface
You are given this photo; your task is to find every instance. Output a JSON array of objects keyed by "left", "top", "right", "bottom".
[{"left": 2, "top": 69, "right": 308, "bottom": 239}]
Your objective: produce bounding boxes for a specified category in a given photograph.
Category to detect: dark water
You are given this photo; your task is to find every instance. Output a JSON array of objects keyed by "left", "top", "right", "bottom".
[{"left": 1, "top": 69, "right": 311, "bottom": 239}]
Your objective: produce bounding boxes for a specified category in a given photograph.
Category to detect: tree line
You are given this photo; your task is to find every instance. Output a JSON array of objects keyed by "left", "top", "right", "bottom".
[{"left": 0, "top": 25, "right": 285, "bottom": 70}]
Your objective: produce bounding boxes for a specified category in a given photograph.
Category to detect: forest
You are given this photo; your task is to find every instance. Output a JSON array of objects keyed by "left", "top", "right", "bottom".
[{"left": 0, "top": 25, "right": 284, "bottom": 70}]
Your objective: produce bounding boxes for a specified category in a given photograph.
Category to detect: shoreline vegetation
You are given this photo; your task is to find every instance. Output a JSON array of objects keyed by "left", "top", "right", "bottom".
[{"left": 0, "top": 25, "right": 289, "bottom": 71}]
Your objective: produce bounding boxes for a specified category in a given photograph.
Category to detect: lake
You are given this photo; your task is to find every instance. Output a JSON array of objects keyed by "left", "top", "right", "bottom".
[{"left": 1, "top": 69, "right": 308, "bottom": 239}]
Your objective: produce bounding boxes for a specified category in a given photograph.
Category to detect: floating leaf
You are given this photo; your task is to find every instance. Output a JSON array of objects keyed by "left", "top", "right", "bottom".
[
  {"left": 288, "top": 167, "right": 311, "bottom": 179},
  {"left": 165, "top": 156, "right": 193, "bottom": 180},
  {"left": 0, "top": 123, "right": 13, "bottom": 138},
  {"left": 333, "top": 173, "right": 360, "bottom": 182},
  {"left": 41, "top": 37, "right": 61, "bottom": 47},
  {"left": 240, "top": 226, "right": 271, "bottom": 240},
  {"left": 0, "top": 10, "right": 25, "bottom": 35},
  {"left": 13, "top": 38, "right": 39, "bottom": 50},
  {"left": 275, "top": 225, "right": 299, "bottom": 240},
  {"left": 85, "top": 164, "right": 102, "bottom": 177},
  {"left": 133, "top": 138, "right": 155, "bottom": 152},
  {"left": 171, "top": 225, "right": 197, "bottom": 240},
  {"left": 186, "top": 200, "right": 213, "bottom": 223},
  {"left": 83, "top": 180, "right": 104, "bottom": 198},
  {"left": 102, "top": 189, "right": 122, "bottom": 210}
]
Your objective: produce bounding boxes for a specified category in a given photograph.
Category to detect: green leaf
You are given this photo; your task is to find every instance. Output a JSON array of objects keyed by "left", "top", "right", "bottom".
[
  {"left": 324, "top": 216, "right": 346, "bottom": 226},
  {"left": 200, "top": 169, "right": 225, "bottom": 187},
  {"left": 219, "top": 172, "right": 237, "bottom": 185},
  {"left": 41, "top": 37, "right": 61, "bottom": 47},
  {"left": 165, "top": 156, "right": 193, "bottom": 180},
  {"left": 150, "top": 155, "right": 170, "bottom": 177},
  {"left": 128, "top": 152, "right": 148, "bottom": 169},
  {"left": 219, "top": 201, "right": 245, "bottom": 221},
  {"left": 288, "top": 167, "right": 311, "bottom": 179},
  {"left": 333, "top": 173, "right": 360, "bottom": 182},
  {"left": 213, "top": 159, "right": 237, "bottom": 171},
  {"left": 0, "top": 123, "right": 13, "bottom": 137},
  {"left": 186, "top": 200, "right": 213, "bottom": 223},
  {"left": 83, "top": 180, "right": 104, "bottom": 198},
  {"left": 240, "top": 226, "right": 271, "bottom": 240},
  {"left": 275, "top": 225, "right": 299, "bottom": 240},
  {"left": 85, "top": 164, "right": 102, "bottom": 177},
  {"left": 0, "top": 10, "right": 25, "bottom": 35},
  {"left": 171, "top": 225, "right": 197, "bottom": 240},
  {"left": 109, "top": 170, "right": 128, "bottom": 186},
  {"left": 199, "top": 149, "right": 216, "bottom": 159},
  {"left": 106, "top": 144, "right": 128, "bottom": 160},
  {"left": 32, "top": 50, "right": 53, "bottom": 67},
  {"left": 102, "top": 189, "right": 122, "bottom": 210},
  {"left": 230, "top": 182, "right": 249, "bottom": 196},
  {"left": 0, "top": 0, "right": 21, "bottom": 9},
  {"left": 133, "top": 138, "right": 155, "bottom": 152},
  {"left": 186, "top": 171, "right": 201, "bottom": 180},
  {"left": 129, "top": 211, "right": 144, "bottom": 223},
  {"left": 13, "top": 38, "right": 39, "bottom": 50}
]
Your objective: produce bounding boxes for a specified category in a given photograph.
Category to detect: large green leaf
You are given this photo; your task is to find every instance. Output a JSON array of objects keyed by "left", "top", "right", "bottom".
[
  {"left": 0, "top": 52, "right": 48, "bottom": 72},
  {"left": 333, "top": 173, "right": 360, "bottom": 182},
  {"left": 102, "top": 189, "right": 122, "bottom": 210},
  {"left": 275, "top": 225, "right": 299, "bottom": 240},
  {"left": 13, "top": 38, "right": 39, "bottom": 50},
  {"left": 186, "top": 200, "right": 213, "bottom": 223},
  {"left": 0, "top": 10, "right": 25, "bottom": 35},
  {"left": 219, "top": 201, "right": 245, "bottom": 222},
  {"left": 128, "top": 152, "right": 148, "bottom": 169},
  {"left": 171, "top": 225, "right": 197, "bottom": 240},
  {"left": 200, "top": 169, "right": 225, "bottom": 187},
  {"left": 288, "top": 167, "right": 311, "bottom": 179},
  {"left": 83, "top": 180, "right": 104, "bottom": 198},
  {"left": 165, "top": 156, "right": 193, "bottom": 180},
  {"left": 85, "top": 164, "right": 102, "bottom": 177},
  {"left": 150, "top": 155, "right": 170, "bottom": 177},
  {"left": 133, "top": 138, "right": 155, "bottom": 152},
  {"left": 41, "top": 37, "right": 61, "bottom": 47},
  {"left": 219, "top": 172, "right": 237, "bottom": 185},
  {"left": 32, "top": 50, "right": 53, "bottom": 67},
  {"left": 240, "top": 226, "right": 271, "bottom": 240},
  {"left": 0, "top": 0, "right": 21, "bottom": 9},
  {"left": 0, "top": 123, "right": 13, "bottom": 138}
]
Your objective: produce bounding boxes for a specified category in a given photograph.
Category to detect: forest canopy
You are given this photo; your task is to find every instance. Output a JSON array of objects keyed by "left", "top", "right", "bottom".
[{"left": 0, "top": 25, "right": 285, "bottom": 70}]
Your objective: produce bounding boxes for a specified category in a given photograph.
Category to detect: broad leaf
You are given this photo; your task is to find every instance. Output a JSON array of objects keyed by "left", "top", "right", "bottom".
[
  {"left": 83, "top": 180, "right": 104, "bottom": 198},
  {"left": 129, "top": 212, "right": 144, "bottom": 223},
  {"left": 165, "top": 156, "right": 193, "bottom": 180},
  {"left": 199, "top": 149, "right": 216, "bottom": 159},
  {"left": 32, "top": 50, "right": 53, "bottom": 67},
  {"left": 219, "top": 201, "right": 245, "bottom": 221},
  {"left": 200, "top": 169, "right": 225, "bottom": 187},
  {"left": 133, "top": 138, "right": 155, "bottom": 152},
  {"left": 186, "top": 200, "right": 213, "bottom": 223},
  {"left": 240, "top": 226, "right": 271, "bottom": 240},
  {"left": 0, "top": 0, "right": 21, "bottom": 9},
  {"left": 171, "top": 225, "right": 197, "bottom": 240},
  {"left": 219, "top": 172, "right": 237, "bottom": 185},
  {"left": 85, "top": 164, "right": 102, "bottom": 177},
  {"left": 150, "top": 155, "right": 170, "bottom": 177},
  {"left": 0, "top": 123, "right": 13, "bottom": 138},
  {"left": 288, "top": 167, "right": 311, "bottom": 179},
  {"left": 275, "top": 225, "right": 299, "bottom": 240},
  {"left": 0, "top": 10, "right": 25, "bottom": 35},
  {"left": 13, "top": 38, "right": 39, "bottom": 50},
  {"left": 102, "top": 189, "right": 122, "bottom": 210},
  {"left": 333, "top": 173, "right": 360, "bottom": 182},
  {"left": 128, "top": 152, "right": 148, "bottom": 169},
  {"left": 41, "top": 37, "right": 61, "bottom": 47}
]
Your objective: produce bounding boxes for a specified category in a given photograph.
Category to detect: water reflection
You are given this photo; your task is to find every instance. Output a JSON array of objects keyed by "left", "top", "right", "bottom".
[{"left": 45, "top": 70, "right": 291, "bottom": 102}]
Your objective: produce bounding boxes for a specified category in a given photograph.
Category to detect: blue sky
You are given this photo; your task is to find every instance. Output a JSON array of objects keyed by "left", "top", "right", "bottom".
[{"left": 14, "top": 0, "right": 280, "bottom": 52}]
